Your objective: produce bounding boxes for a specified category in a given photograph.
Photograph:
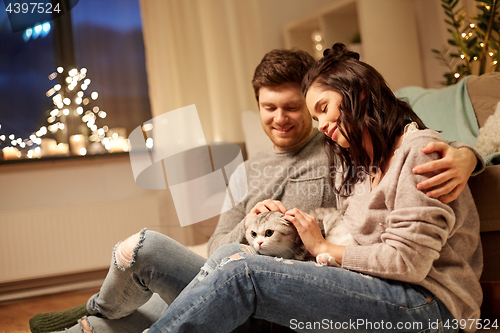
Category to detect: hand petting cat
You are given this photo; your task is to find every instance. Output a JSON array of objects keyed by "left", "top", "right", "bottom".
[
  {"left": 244, "top": 199, "right": 288, "bottom": 223},
  {"left": 282, "top": 207, "right": 346, "bottom": 267}
]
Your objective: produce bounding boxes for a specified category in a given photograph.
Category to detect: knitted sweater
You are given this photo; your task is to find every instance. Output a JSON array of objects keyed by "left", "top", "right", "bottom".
[
  {"left": 208, "top": 129, "right": 336, "bottom": 256},
  {"left": 340, "top": 129, "right": 483, "bottom": 328}
]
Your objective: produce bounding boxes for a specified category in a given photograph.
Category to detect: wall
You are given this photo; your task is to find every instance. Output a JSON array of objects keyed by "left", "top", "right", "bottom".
[
  {"left": 139, "top": 0, "right": 472, "bottom": 146},
  {"left": 0, "top": 155, "right": 198, "bottom": 287}
]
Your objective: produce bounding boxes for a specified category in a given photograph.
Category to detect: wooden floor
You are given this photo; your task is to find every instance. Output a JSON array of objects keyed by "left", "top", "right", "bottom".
[
  {"left": 1, "top": 288, "right": 499, "bottom": 333},
  {"left": 0, "top": 288, "right": 99, "bottom": 333}
]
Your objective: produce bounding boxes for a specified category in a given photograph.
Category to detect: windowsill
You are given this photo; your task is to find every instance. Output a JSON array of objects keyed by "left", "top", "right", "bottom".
[{"left": 0, "top": 151, "right": 130, "bottom": 168}]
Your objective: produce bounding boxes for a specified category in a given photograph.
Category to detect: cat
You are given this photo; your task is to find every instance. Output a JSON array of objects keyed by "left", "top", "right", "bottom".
[{"left": 244, "top": 208, "right": 356, "bottom": 267}]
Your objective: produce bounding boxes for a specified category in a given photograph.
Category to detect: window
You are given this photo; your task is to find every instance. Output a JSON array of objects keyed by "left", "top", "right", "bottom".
[{"left": 0, "top": 0, "right": 151, "bottom": 160}]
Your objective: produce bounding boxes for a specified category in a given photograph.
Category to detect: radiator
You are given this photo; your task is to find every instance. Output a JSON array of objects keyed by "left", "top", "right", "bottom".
[{"left": 0, "top": 195, "right": 160, "bottom": 283}]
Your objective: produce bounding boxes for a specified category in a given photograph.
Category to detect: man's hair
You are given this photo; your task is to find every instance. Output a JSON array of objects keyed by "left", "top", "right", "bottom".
[{"left": 252, "top": 49, "right": 315, "bottom": 102}]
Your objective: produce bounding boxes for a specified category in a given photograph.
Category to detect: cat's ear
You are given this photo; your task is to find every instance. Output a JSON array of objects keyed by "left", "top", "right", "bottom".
[
  {"left": 244, "top": 215, "right": 256, "bottom": 229},
  {"left": 278, "top": 218, "right": 290, "bottom": 226}
]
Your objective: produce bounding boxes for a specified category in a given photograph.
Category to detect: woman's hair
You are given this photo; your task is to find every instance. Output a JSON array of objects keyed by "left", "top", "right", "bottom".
[
  {"left": 302, "top": 43, "right": 427, "bottom": 196},
  {"left": 252, "top": 49, "right": 315, "bottom": 102}
]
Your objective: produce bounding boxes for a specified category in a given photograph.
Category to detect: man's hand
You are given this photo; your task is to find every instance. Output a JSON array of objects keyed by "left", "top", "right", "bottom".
[
  {"left": 244, "top": 200, "right": 287, "bottom": 227},
  {"left": 412, "top": 142, "right": 477, "bottom": 204}
]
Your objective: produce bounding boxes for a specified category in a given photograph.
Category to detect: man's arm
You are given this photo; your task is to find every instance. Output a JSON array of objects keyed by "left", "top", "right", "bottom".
[
  {"left": 207, "top": 163, "right": 249, "bottom": 256},
  {"left": 207, "top": 204, "right": 248, "bottom": 257},
  {"left": 412, "top": 141, "right": 483, "bottom": 204}
]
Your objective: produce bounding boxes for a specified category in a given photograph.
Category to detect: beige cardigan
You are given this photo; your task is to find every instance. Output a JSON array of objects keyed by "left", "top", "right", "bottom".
[{"left": 340, "top": 129, "right": 483, "bottom": 330}]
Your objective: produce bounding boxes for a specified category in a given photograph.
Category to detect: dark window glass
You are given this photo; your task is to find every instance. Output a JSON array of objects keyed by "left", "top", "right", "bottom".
[{"left": 0, "top": 0, "right": 151, "bottom": 160}]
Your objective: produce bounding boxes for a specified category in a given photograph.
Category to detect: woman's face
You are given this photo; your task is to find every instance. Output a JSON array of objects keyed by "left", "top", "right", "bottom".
[{"left": 306, "top": 85, "right": 349, "bottom": 148}]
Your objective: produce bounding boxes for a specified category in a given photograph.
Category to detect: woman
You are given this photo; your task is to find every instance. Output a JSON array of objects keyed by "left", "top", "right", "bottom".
[{"left": 145, "top": 44, "right": 482, "bottom": 333}]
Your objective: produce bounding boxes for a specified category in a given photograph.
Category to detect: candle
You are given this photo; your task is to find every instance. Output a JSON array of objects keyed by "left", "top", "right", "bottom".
[
  {"left": 55, "top": 143, "right": 69, "bottom": 156},
  {"left": 41, "top": 138, "right": 57, "bottom": 156},
  {"left": 41, "top": 138, "right": 69, "bottom": 156},
  {"left": 70, "top": 134, "right": 86, "bottom": 155},
  {"left": 2, "top": 147, "right": 21, "bottom": 160},
  {"left": 107, "top": 137, "right": 129, "bottom": 153}
]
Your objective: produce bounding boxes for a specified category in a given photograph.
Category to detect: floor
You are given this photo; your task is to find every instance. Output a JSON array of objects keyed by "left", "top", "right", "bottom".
[
  {"left": 0, "top": 288, "right": 98, "bottom": 333},
  {"left": 1, "top": 289, "right": 499, "bottom": 333}
]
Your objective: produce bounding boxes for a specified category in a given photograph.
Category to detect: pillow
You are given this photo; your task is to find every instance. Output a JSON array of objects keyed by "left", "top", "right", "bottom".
[{"left": 466, "top": 72, "right": 500, "bottom": 128}]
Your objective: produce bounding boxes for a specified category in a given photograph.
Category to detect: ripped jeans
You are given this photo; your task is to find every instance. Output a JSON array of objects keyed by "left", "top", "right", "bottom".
[
  {"left": 57, "top": 229, "right": 206, "bottom": 333},
  {"left": 146, "top": 243, "right": 457, "bottom": 333}
]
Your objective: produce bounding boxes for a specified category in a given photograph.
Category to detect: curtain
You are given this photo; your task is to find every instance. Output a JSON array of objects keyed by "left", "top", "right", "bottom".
[{"left": 138, "top": 0, "right": 267, "bottom": 144}]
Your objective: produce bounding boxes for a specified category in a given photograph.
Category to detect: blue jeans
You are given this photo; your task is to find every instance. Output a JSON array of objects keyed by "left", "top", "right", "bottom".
[
  {"left": 56, "top": 229, "right": 206, "bottom": 333},
  {"left": 147, "top": 243, "right": 457, "bottom": 333},
  {"left": 56, "top": 230, "right": 275, "bottom": 333}
]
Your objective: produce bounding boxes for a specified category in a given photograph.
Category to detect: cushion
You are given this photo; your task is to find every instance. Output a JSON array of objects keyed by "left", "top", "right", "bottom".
[{"left": 466, "top": 72, "right": 500, "bottom": 128}]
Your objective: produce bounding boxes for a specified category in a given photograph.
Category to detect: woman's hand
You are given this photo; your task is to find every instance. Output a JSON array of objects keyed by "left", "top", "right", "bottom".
[
  {"left": 281, "top": 207, "right": 328, "bottom": 257},
  {"left": 412, "top": 142, "right": 477, "bottom": 204},
  {"left": 245, "top": 200, "right": 287, "bottom": 227}
]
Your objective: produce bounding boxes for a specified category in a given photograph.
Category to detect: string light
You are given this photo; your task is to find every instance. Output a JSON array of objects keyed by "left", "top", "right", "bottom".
[{"left": 1, "top": 66, "right": 113, "bottom": 160}]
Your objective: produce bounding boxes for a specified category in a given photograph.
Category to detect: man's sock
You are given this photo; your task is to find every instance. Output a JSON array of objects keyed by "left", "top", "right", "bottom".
[{"left": 29, "top": 303, "right": 89, "bottom": 333}]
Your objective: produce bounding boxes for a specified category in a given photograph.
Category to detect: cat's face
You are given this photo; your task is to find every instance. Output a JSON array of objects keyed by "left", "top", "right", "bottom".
[{"left": 244, "top": 211, "right": 300, "bottom": 258}]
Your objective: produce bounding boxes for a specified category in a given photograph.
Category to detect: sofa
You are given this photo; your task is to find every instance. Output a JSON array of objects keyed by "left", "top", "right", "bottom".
[{"left": 457, "top": 73, "right": 500, "bottom": 320}]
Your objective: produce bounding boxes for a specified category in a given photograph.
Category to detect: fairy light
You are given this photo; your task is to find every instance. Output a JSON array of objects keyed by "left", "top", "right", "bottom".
[
  {"left": 1, "top": 66, "right": 113, "bottom": 159},
  {"left": 454, "top": 73, "right": 460, "bottom": 78}
]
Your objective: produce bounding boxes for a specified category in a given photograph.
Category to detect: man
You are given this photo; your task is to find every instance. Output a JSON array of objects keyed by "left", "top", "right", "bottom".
[{"left": 31, "top": 49, "right": 479, "bottom": 333}]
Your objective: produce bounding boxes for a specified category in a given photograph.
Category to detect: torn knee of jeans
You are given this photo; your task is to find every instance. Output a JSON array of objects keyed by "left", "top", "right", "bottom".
[
  {"left": 240, "top": 244, "right": 256, "bottom": 255},
  {"left": 196, "top": 262, "right": 214, "bottom": 281},
  {"left": 79, "top": 316, "right": 95, "bottom": 333},
  {"left": 112, "top": 228, "right": 147, "bottom": 271}
]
